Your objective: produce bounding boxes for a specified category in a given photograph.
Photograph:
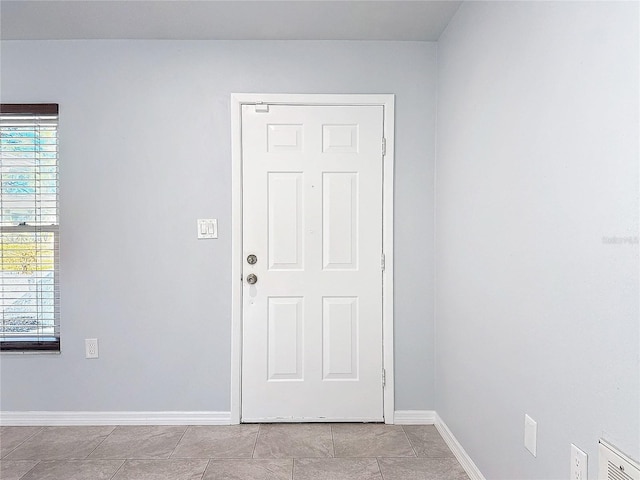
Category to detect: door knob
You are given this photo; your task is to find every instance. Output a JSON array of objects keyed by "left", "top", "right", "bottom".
[{"left": 246, "top": 273, "right": 258, "bottom": 285}]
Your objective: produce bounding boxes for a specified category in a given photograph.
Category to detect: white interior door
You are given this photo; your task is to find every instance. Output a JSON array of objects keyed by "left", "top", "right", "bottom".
[{"left": 241, "top": 103, "right": 384, "bottom": 422}]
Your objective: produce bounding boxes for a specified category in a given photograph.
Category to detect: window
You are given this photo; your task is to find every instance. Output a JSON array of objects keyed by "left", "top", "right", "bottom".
[{"left": 0, "top": 104, "right": 59, "bottom": 352}]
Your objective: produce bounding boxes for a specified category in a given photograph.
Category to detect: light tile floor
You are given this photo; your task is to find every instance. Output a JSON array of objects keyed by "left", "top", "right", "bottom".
[{"left": 0, "top": 424, "right": 470, "bottom": 480}]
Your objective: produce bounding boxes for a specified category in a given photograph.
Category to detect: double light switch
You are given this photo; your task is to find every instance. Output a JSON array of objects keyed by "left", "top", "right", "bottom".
[{"left": 197, "top": 219, "right": 218, "bottom": 239}]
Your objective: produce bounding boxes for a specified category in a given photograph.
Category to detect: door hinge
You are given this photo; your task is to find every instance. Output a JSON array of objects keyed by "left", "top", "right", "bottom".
[
  {"left": 381, "top": 252, "right": 386, "bottom": 272},
  {"left": 382, "top": 137, "right": 387, "bottom": 157},
  {"left": 382, "top": 368, "right": 386, "bottom": 388},
  {"left": 254, "top": 102, "right": 269, "bottom": 113}
]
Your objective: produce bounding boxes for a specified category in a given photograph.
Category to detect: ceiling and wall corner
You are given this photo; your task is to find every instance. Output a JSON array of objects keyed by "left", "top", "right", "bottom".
[{"left": 0, "top": 1, "right": 462, "bottom": 41}]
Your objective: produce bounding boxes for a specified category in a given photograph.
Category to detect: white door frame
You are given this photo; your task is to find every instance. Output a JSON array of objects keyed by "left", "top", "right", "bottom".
[{"left": 230, "top": 93, "right": 395, "bottom": 424}]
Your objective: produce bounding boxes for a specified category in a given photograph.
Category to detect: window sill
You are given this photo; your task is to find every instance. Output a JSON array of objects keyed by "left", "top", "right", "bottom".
[
  {"left": 1, "top": 350, "right": 60, "bottom": 355},
  {"left": 1, "top": 339, "right": 60, "bottom": 354}
]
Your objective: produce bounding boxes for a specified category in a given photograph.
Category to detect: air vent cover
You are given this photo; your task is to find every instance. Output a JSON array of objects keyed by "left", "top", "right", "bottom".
[{"left": 599, "top": 440, "right": 640, "bottom": 480}]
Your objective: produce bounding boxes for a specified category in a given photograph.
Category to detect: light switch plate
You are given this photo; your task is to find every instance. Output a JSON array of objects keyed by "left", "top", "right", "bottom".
[
  {"left": 197, "top": 219, "right": 218, "bottom": 239},
  {"left": 524, "top": 414, "right": 537, "bottom": 457}
]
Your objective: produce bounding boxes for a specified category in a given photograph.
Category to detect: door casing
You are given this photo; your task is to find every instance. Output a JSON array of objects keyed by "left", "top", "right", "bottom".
[{"left": 230, "top": 93, "right": 395, "bottom": 424}]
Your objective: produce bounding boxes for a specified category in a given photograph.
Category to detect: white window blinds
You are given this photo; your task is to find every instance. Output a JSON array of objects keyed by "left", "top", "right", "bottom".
[{"left": 0, "top": 104, "right": 60, "bottom": 351}]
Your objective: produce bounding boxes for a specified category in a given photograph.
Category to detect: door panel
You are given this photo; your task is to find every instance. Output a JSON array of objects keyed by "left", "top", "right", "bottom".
[
  {"left": 322, "top": 297, "right": 359, "bottom": 380},
  {"left": 322, "top": 172, "right": 358, "bottom": 270},
  {"left": 241, "top": 104, "right": 384, "bottom": 422},
  {"left": 267, "top": 297, "right": 304, "bottom": 381},
  {"left": 267, "top": 173, "right": 304, "bottom": 270}
]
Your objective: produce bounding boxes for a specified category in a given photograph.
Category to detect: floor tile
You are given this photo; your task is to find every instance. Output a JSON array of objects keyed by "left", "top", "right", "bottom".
[
  {"left": 203, "top": 458, "right": 292, "bottom": 480},
  {"left": 253, "top": 424, "right": 333, "bottom": 458},
  {"left": 332, "top": 424, "right": 414, "bottom": 458},
  {"left": 0, "top": 427, "right": 43, "bottom": 458},
  {"left": 4, "top": 426, "right": 115, "bottom": 460},
  {"left": 19, "top": 459, "right": 125, "bottom": 480},
  {"left": 294, "top": 457, "right": 382, "bottom": 480},
  {"left": 111, "top": 459, "right": 209, "bottom": 480},
  {"left": 0, "top": 423, "right": 472, "bottom": 480},
  {"left": 377, "top": 457, "right": 469, "bottom": 480},
  {"left": 402, "top": 425, "right": 455, "bottom": 458},
  {"left": 0, "top": 460, "right": 38, "bottom": 480},
  {"left": 171, "top": 425, "right": 258, "bottom": 458},
  {"left": 89, "top": 425, "right": 187, "bottom": 459}
]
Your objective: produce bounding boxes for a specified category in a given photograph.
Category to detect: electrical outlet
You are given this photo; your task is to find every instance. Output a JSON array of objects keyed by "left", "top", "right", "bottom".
[
  {"left": 571, "top": 444, "right": 588, "bottom": 480},
  {"left": 85, "top": 338, "right": 99, "bottom": 358}
]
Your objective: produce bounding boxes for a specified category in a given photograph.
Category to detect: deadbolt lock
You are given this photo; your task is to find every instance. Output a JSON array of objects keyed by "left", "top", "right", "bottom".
[{"left": 247, "top": 254, "right": 257, "bottom": 265}]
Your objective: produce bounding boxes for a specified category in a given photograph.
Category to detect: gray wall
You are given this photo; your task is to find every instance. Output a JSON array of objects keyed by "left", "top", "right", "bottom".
[
  {"left": 0, "top": 40, "right": 437, "bottom": 412},
  {"left": 435, "top": 2, "right": 639, "bottom": 479}
]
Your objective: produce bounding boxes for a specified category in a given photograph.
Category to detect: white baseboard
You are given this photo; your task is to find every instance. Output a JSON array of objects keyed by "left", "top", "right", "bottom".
[
  {"left": 393, "top": 410, "right": 436, "bottom": 425},
  {"left": 435, "top": 413, "right": 487, "bottom": 480},
  {"left": 0, "top": 411, "right": 232, "bottom": 426}
]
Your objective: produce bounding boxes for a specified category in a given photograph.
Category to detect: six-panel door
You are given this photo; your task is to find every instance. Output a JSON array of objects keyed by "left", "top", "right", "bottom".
[{"left": 241, "top": 104, "right": 384, "bottom": 422}]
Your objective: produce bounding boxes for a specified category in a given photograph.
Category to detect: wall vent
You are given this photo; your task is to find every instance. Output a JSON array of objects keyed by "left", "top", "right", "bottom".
[{"left": 599, "top": 439, "right": 640, "bottom": 480}]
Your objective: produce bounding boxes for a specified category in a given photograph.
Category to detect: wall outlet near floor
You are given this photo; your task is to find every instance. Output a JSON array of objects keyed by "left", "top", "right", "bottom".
[
  {"left": 571, "top": 444, "right": 588, "bottom": 480},
  {"left": 85, "top": 338, "right": 99, "bottom": 358},
  {"left": 524, "top": 414, "right": 537, "bottom": 457}
]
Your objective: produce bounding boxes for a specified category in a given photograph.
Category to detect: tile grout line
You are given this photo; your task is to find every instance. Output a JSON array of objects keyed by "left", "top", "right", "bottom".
[
  {"left": 169, "top": 425, "right": 191, "bottom": 459},
  {"left": 83, "top": 425, "right": 118, "bottom": 459},
  {"left": 401, "top": 425, "right": 419, "bottom": 457},
  {"left": 330, "top": 424, "right": 336, "bottom": 458},
  {"left": 107, "top": 458, "right": 126, "bottom": 480},
  {"left": 200, "top": 458, "right": 212, "bottom": 480},
  {"left": 251, "top": 424, "right": 260, "bottom": 458},
  {"left": 1, "top": 426, "right": 45, "bottom": 459},
  {"left": 15, "top": 459, "right": 42, "bottom": 480},
  {"left": 376, "top": 457, "right": 386, "bottom": 480}
]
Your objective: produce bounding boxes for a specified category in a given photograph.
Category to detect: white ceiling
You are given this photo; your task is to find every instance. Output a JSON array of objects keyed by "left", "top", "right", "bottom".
[{"left": 0, "top": 0, "right": 462, "bottom": 41}]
